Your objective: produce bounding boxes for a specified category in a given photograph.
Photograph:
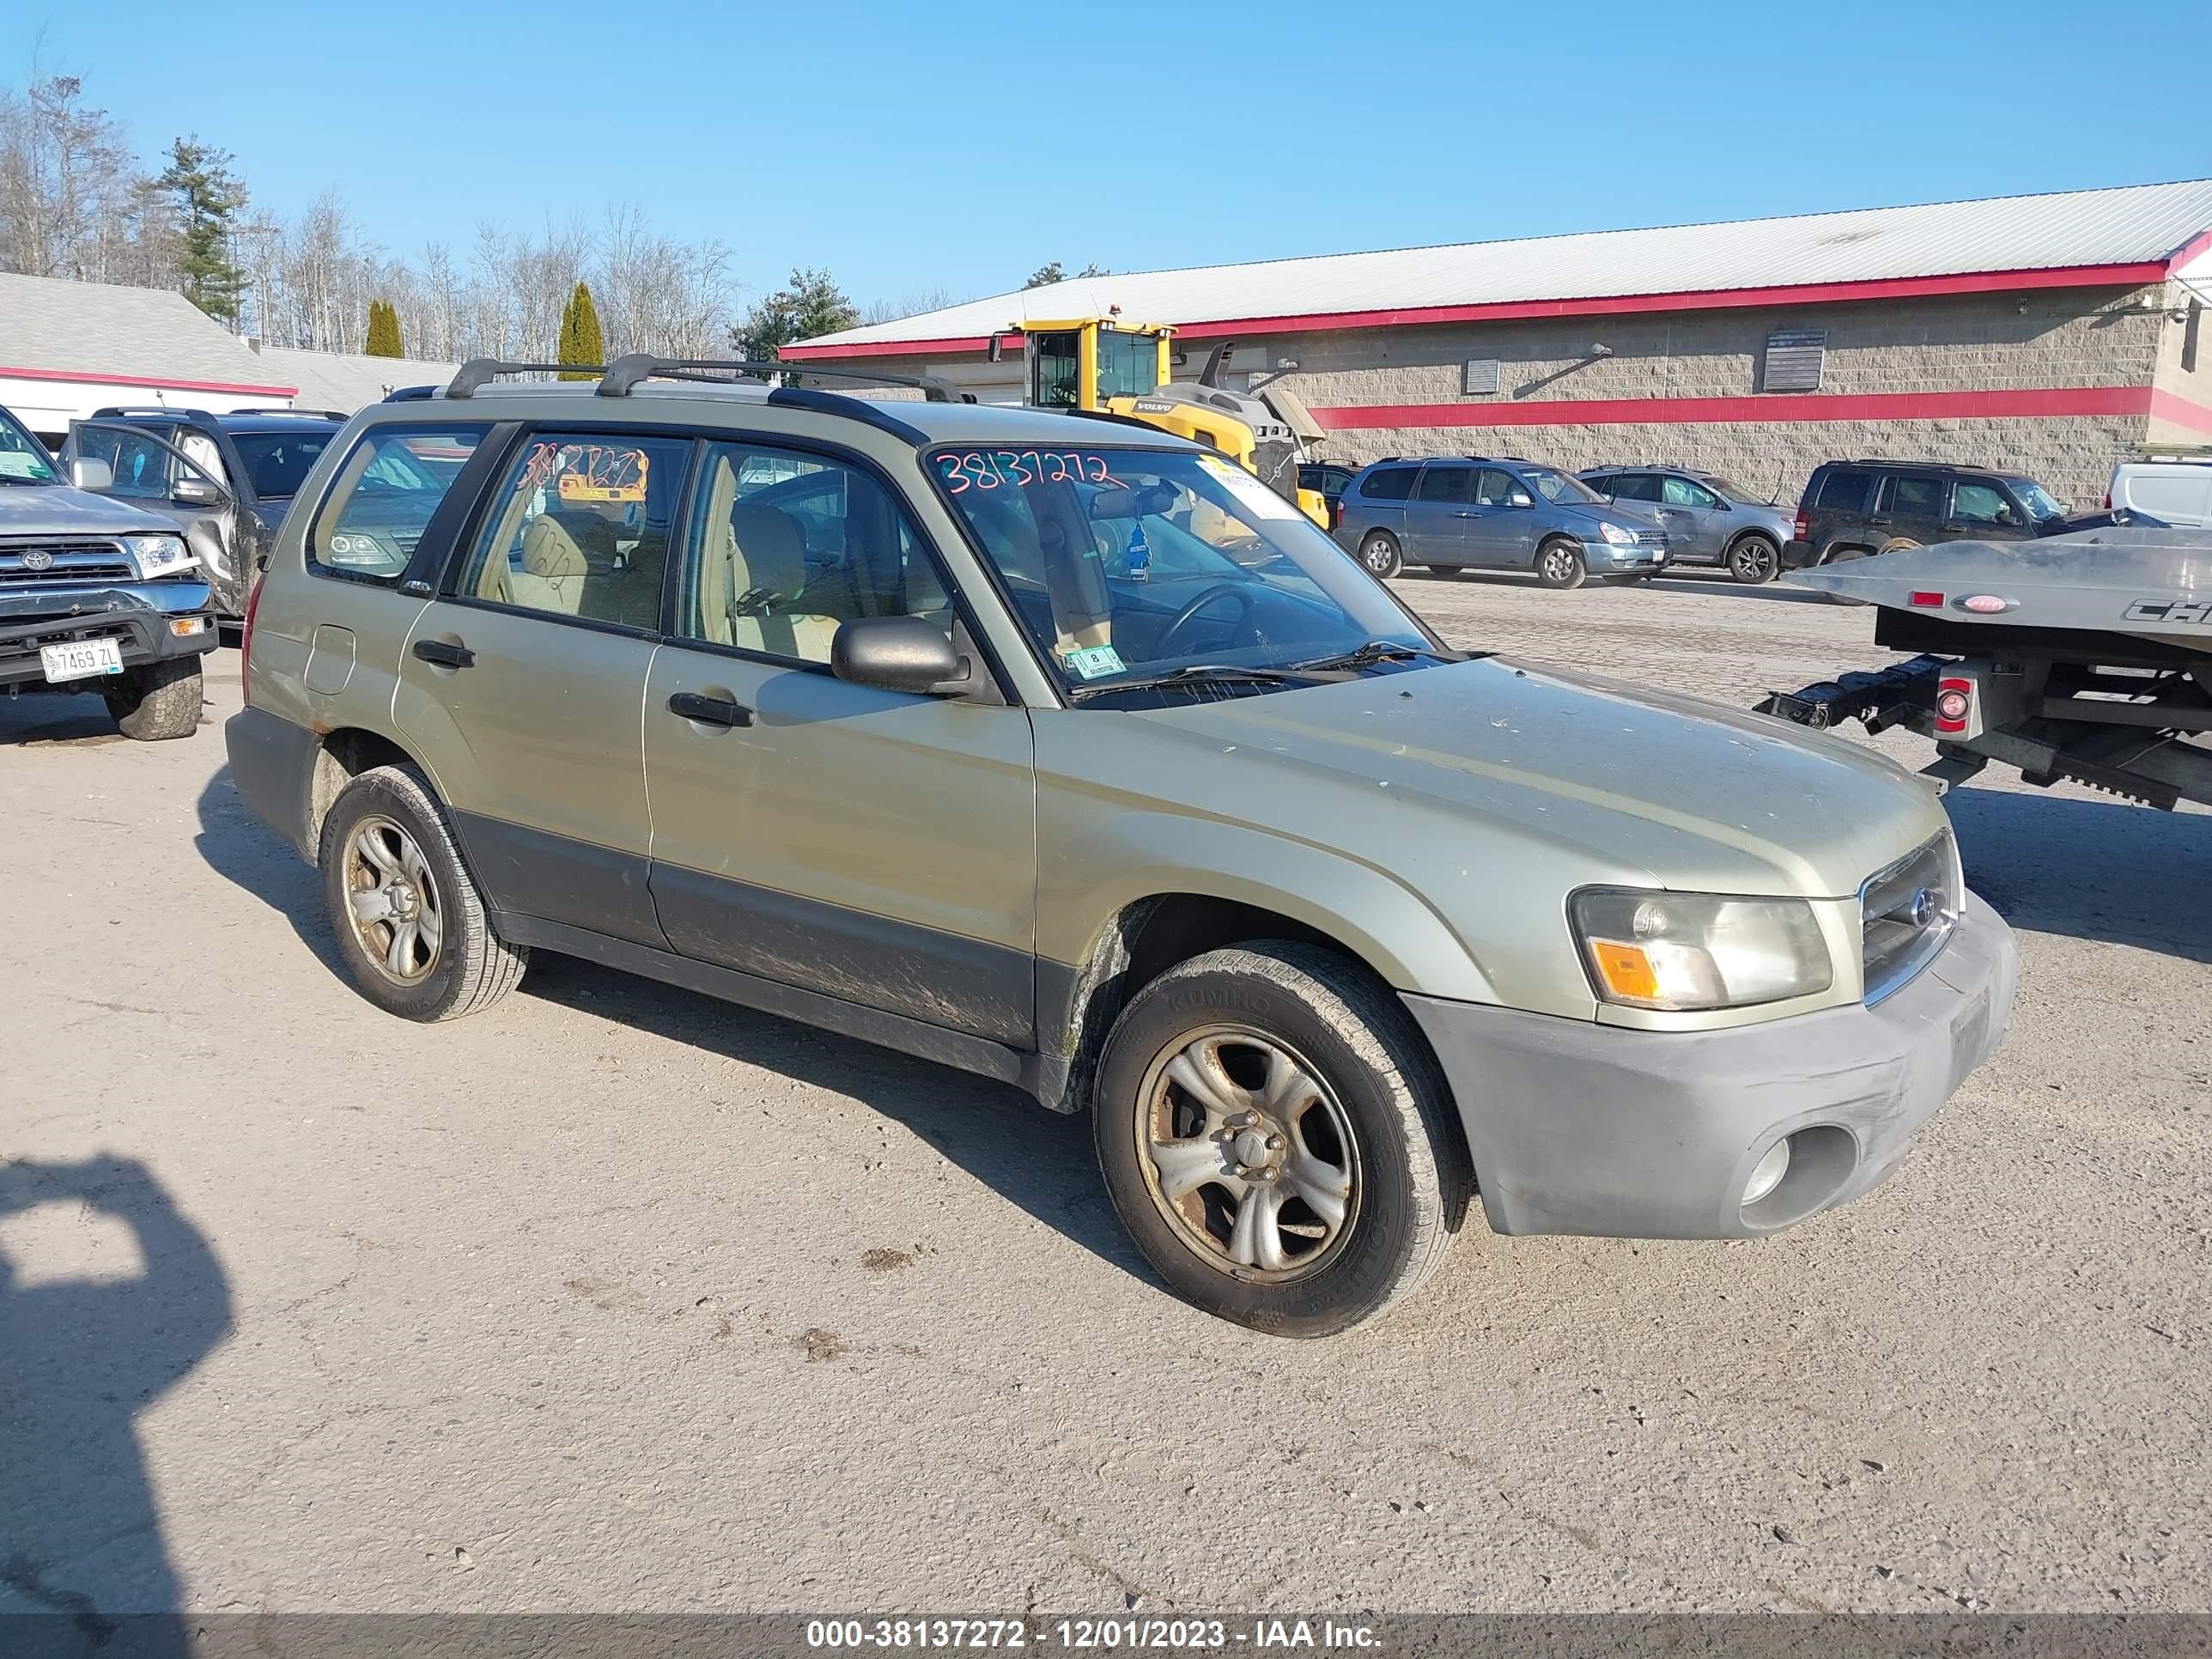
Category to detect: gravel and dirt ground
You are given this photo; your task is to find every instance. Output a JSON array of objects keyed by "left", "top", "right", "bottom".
[{"left": 3, "top": 571, "right": 2206, "bottom": 1618}]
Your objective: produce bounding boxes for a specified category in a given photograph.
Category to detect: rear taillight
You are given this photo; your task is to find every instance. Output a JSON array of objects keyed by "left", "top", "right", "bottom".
[
  {"left": 2104, "top": 491, "right": 2112, "bottom": 509},
  {"left": 1330, "top": 498, "right": 1344, "bottom": 531},
  {"left": 1793, "top": 510, "right": 1808, "bottom": 541},
  {"left": 238, "top": 574, "right": 264, "bottom": 708},
  {"left": 1936, "top": 676, "right": 1972, "bottom": 735}
]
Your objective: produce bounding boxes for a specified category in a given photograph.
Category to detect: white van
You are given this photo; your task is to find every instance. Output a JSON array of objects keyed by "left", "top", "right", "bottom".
[{"left": 2108, "top": 453, "right": 2212, "bottom": 527}]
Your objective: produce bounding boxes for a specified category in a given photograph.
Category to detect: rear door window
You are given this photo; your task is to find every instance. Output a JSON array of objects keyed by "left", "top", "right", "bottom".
[
  {"left": 1814, "top": 469, "right": 1874, "bottom": 514},
  {"left": 1415, "top": 464, "right": 1476, "bottom": 503},
  {"left": 309, "top": 426, "right": 490, "bottom": 583},
  {"left": 1879, "top": 475, "right": 1944, "bottom": 517},
  {"left": 455, "top": 432, "right": 696, "bottom": 631},
  {"left": 1359, "top": 465, "right": 1417, "bottom": 501}
]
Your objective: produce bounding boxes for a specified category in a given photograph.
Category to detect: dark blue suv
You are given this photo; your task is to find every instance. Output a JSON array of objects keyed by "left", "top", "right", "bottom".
[{"left": 1334, "top": 456, "right": 1668, "bottom": 588}]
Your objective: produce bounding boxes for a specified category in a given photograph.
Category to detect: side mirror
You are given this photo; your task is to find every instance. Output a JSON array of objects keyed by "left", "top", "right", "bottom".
[
  {"left": 1509, "top": 491, "right": 1533, "bottom": 508},
  {"left": 172, "top": 475, "right": 225, "bottom": 507},
  {"left": 70, "top": 457, "right": 114, "bottom": 492},
  {"left": 831, "top": 615, "right": 967, "bottom": 696}
]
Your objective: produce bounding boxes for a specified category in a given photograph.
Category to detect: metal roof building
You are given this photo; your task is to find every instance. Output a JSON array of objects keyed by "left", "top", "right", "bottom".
[{"left": 787, "top": 179, "right": 2212, "bottom": 512}]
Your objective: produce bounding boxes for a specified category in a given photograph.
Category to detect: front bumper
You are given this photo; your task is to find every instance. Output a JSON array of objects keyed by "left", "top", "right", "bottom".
[
  {"left": 1403, "top": 891, "right": 2016, "bottom": 1239},
  {"left": 1588, "top": 538, "right": 1668, "bottom": 570},
  {"left": 0, "top": 580, "right": 218, "bottom": 689}
]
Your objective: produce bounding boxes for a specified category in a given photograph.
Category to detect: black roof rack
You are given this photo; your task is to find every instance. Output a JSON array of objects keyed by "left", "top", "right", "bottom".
[
  {"left": 92, "top": 404, "right": 221, "bottom": 423},
  {"left": 597, "top": 355, "right": 973, "bottom": 403},
  {"left": 445, "top": 360, "right": 592, "bottom": 398},
  {"left": 233, "top": 406, "right": 352, "bottom": 422},
  {"left": 384, "top": 385, "right": 439, "bottom": 403}
]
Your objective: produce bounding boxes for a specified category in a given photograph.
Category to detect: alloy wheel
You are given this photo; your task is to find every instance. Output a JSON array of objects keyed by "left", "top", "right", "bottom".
[
  {"left": 343, "top": 815, "right": 445, "bottom": 985},
  {"left": 1134, "top": 1026, "right": 1359, "bottom": 1280}
]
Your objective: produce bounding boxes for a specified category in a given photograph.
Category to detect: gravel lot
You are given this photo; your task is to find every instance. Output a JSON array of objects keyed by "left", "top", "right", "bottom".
[{"left": 3, "top": 572, "right": 2207, "bottom": 1619}]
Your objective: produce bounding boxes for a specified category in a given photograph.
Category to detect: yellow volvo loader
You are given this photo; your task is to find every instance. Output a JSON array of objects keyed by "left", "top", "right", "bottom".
[{"left": 990, "top": 316, "right": 1331, "bottom": 527}]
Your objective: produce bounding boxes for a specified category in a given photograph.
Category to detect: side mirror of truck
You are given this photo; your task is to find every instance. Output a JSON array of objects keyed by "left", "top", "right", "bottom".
[
  {"left": 831, "top": 615, "right": 968, "bottom": 696},
  {"left": 70, "top": 457, "right": 114, "bottom": 493},
  {"left": 172, "top": 476, "right": 225, "bottom": 507}
]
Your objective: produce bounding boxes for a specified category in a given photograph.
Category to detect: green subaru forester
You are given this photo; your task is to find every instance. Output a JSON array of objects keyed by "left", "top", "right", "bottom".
[{"left": 227, "top": 357, "right": 2015, "bottom": 1336}]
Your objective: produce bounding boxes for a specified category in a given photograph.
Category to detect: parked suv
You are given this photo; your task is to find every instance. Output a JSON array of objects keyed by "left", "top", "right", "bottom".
[
  {"left": 226, "top": 358, "right": 2013, "bottom": 1336},
  {"left": 1334, "top": 456, "right": 1668, "bottom": 587},
  {"left": 0, "top": 401, "right": 217, "bottom": 738},
  {"left": 1783, "top": 460, "right": 2080, "bottom": 570},
  {"left": 60, "top": 406, "right": 347, "bottom": 618},
  {"left": 1579, "top": 465, "right": 1793, "bottom": 583}
]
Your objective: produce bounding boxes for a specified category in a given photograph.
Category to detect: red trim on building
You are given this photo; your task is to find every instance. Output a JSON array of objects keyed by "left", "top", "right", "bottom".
[
  {"left": 0, "top": 363, "right": 299, "bottom": 398},
  {"left": 2166, "top": 226, "right": 2212, "bottom": 270},
  {"left": 1310, "top": 386, "right": 2154, "bottom": 431},
  {"left": 2148, "top": 387, "right": 2212, "bottom": 435},
  {"left": 781, "top": 262, "right": 2174, "bottom": 362}
]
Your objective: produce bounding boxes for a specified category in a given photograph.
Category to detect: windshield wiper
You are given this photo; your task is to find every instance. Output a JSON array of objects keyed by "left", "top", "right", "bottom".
[
  {"left": 1067, "top": 663, "right": 1317, "bottom": 702},
  {"left": 1289, "top": 640, "right": 1457, "bottom": 673}
]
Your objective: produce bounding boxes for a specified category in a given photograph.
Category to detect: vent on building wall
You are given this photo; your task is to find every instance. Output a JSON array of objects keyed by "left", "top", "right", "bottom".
[
  {"left": 1462, "top": 358, "right": 1500, "bottom": 396},
  {"left": 1763, "top": 328, "right": 1826, "bottom": 393}
]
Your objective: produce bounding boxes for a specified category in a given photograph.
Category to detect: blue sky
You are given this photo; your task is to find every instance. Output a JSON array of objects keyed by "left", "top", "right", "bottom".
[{"left": 9, "top": 0, "right": 2209, "bottom": 312}]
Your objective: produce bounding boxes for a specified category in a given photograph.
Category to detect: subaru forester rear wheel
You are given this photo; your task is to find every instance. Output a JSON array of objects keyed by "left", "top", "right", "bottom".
[
  {"left": 1093, "top": 942, "right": 1470, "bottom": 1336},
  {"left": 319, "top": 764, "right": 527, "bottom": 1022}
]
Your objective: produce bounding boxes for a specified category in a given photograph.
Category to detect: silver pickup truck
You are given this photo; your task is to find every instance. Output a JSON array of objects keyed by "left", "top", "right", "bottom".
[{"left": 1, "top": 401, "right": 216, "bottom": 738}]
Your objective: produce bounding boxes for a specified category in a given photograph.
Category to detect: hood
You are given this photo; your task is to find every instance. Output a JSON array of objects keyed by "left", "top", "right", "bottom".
[
  {"left": 1133, "top": 658, "right": 1948, "bottom": 900},
  {"left": 0, "top": 481, "right": 179, "bottom": 538}
]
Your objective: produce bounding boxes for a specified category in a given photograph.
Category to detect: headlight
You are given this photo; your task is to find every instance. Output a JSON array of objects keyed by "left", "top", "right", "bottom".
[
  {"left": 125, "top": 533, "right": 198, "bottom": 579},
  {"left": 1598, "top": 521, "right": 1635, "bottom": 545},
  {"left": 1570, "top": 889, "right": 1832, "bottom": 1011},
  {"left": 325, "top": 532, "right": 388, "bottom": 562}
]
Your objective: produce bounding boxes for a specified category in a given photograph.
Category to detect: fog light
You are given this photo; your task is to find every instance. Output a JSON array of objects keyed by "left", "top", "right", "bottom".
[
  {"left": 170, "top": 617, "right": 207, "bottom": 637},
  {"left": 1743, "top": 1139, "right": 1791, "bottom": 1206}
]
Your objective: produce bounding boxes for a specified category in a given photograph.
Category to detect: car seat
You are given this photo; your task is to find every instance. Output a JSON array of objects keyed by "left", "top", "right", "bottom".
[{"left": 696, "top": 501, "right": 842, "bottom": 659}]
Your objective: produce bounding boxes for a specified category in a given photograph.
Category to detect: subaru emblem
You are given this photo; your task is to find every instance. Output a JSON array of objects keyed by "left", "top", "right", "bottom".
[{"left": 21, "top": 548, "right": 53, "bottom": 571}]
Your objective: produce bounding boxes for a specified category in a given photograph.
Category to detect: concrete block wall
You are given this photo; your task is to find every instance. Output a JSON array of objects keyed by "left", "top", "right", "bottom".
[
  {"left": 1264, "top": 287, "right": 2167, "bottom": 508},
  {"left": 2148, "top": 280, "right": 2211, "bottom": 447}
]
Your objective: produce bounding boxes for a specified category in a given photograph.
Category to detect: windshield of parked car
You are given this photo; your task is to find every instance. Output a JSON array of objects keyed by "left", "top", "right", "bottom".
[
  {"left": 231, "top": 431, "right": 333, "bottom": 501},
  {"left": 2008, "top": 479, "right": 2066, "bottom": 521},
  {"left": 0, "top": 406, "right": 58, "bottom": 484},
  {"left": 932, "top": 446, "right": 1439, "bottom": 701},
  {"left": 1520, "top": 465, "right": 1606, "bottom": 505}
]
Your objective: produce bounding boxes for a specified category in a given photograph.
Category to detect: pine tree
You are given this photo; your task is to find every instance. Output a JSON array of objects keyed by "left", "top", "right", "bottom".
[
  {"left": 158, "top": 137, "right": 248, "bottom": 325},
  {"left": 728, "top": 268, "right": 860, "bottom": 358},
  {"left": 557, "top": 281, "right": 605, "bottom": 380},
  {"left": 365, "top": 299, "right": 404, "bottom": 357}
]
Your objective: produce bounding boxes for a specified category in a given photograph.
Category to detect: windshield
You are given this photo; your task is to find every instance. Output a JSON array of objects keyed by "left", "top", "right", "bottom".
[
  {"left": 1521, "top": 465, "right": 1605, "bottom": 505},
  {"left": 2009, "top": 479, "right": 2066, "bottom": 521},
  {"left": 0, "top": 407, "right": 58, "bottom": 483},
  {"left": 231, "top": 431, "right": 334, "bottom": 500},
  {"left": 932, "top": 445, "right": 1436, "bottom": 701},
  {"left": 1704, "top": 475, "right": 1767, "bottom": 507},
  {"left": 1093, "top": 325, "right": 1164, "bottom": 402}
]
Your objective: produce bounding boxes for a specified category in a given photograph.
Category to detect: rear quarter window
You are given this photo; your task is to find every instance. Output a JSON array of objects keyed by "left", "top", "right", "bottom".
[
  {"left": 308, "top": 425, "right": 490, "bottom": 584},
  {"left": 1358, "top": 465, "right": 1417, "bottom": 501},
  {"left": 1814, "top": 469, "right": 1874, "bottom": 514}
]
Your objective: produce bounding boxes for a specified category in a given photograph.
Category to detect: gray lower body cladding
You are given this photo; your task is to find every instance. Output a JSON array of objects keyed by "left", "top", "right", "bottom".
[{"left": 1402, "top": 892, "right": 2017, "bottom": 1239}]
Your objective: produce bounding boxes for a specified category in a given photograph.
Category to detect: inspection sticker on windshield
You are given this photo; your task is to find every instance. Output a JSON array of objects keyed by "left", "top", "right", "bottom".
[
  {"left": 1197, "top": 453, "right": 1301, "bottom": 521},
  {"left": 1062, "top": 644, "right": 1127, "bottom": 680}
]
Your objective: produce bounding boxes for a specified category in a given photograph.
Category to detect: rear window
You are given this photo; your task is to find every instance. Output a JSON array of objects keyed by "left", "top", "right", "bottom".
[
  {"left": 232, "top": 432, "right": 334, "bottom": 501},
  {"left": 1358, "top": 465, "right": 1417, "bottom": 501},
  {"left": 309, "top": 425, "right": 489, "bottom": 583},
  {"left": 1813, "top": 469, "right": 1873, "bottom": 513}
]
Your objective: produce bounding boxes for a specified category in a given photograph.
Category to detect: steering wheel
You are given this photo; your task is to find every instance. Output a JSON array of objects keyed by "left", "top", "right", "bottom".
[{"left": 1154, "top": 583, "right": 1257, "bottom": 658}]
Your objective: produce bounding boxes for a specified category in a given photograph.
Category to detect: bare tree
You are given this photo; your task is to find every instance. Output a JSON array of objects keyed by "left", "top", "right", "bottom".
[{"left": 859, "top": 284, "right": 965, "bottom": 326}]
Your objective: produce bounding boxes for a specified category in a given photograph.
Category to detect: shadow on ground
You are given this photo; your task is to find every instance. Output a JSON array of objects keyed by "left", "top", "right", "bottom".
[
  {"left": 1395, "top": 568, "right": 1833, "bottom": 605},
  {"left": 1945, "top": 784, "right": 2212, "bottom": 964},
  {"left": 191, "top": 766, "right": 1152, "bottom": 1287},
  {"left": 0, "top": 1157, "right": 228, "bottom": 1650},
  {"left": 520, "top": 955, "right": 1150, "bottom": 1285}
]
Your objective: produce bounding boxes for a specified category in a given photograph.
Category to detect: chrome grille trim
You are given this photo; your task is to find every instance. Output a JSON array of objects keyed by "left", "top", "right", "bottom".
[{"left": 1860, "top": 830, "right": 1961, "bottom": 1004}]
